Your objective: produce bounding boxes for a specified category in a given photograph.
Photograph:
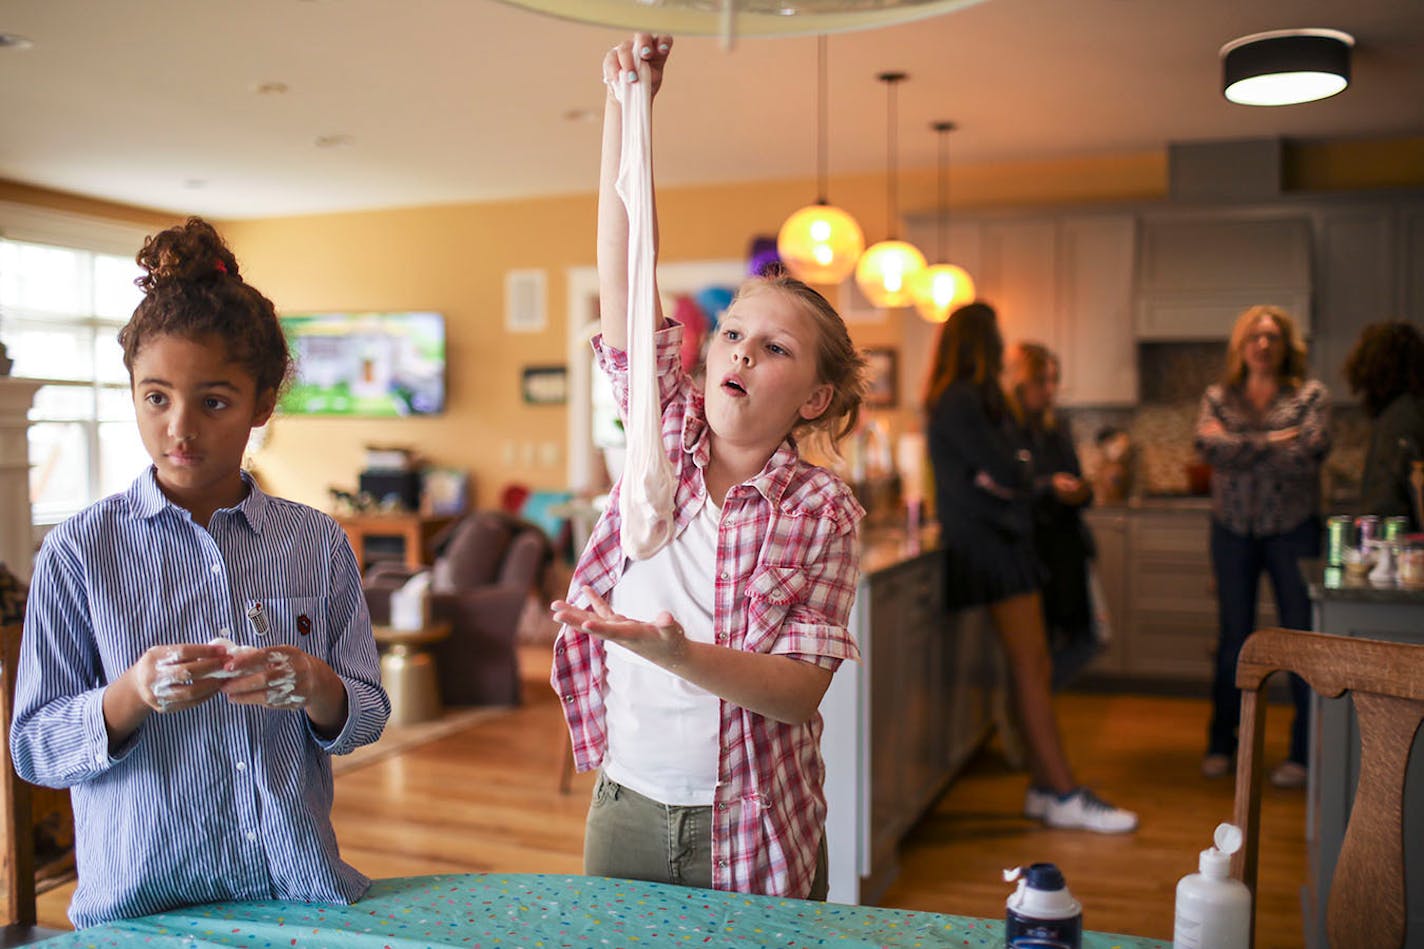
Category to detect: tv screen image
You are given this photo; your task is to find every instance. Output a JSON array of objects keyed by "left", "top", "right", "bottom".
[{"left": 279, "top": 311, "right": 446, "bottom": 416}]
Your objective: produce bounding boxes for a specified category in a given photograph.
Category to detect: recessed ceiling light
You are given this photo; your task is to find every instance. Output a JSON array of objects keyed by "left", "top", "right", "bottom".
[
  {"left": 314, "top": 134, "right": 354, "bottom": 148},
  {"left": 254, "top": 81, "right": 289, "bottom": 95},
  {"left": 0, "top": 34, "right": 33, "bottom": 50}
]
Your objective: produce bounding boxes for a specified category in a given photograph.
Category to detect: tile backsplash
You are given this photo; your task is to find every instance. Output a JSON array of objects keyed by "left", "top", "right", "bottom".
[{"left": 1064, "top": 343, "right": 1368, "bottom": 504}]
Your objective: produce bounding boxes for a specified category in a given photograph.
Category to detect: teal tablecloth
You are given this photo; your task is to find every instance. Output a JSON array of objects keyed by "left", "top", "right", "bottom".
[{"left": 48, "top": 873, "right": 1168, "bottom": 948}]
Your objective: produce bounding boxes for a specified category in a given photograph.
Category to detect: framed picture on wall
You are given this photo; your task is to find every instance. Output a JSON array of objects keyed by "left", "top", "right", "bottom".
[
  {"left": 864, "top": 347, "right": 898, "bottom": 408},
  {"left": 522, "top": 365, "right": 568, "bottom": 405}
]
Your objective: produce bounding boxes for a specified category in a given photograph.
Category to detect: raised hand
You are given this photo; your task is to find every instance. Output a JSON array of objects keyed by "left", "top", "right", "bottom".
[{"left": 602, "top": 32, "right": 673, "bottom": 98}]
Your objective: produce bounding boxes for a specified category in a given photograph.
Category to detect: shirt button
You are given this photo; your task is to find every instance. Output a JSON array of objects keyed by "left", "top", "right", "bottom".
[
  {"left": 94, "top": 752, "right": 105, "bottom": 764},
  {"left": 718, "top": 858, "right": 728, "bottom": 868},
  {"left": 720, "top": 572, "right": 729, "bottom": 580},
  {"left": 210, "top": 563, "right": 222, "bottom": 575},
  {"left": 563, "top": 695, "right": 575, "bottom": 703},
  {"left": 219, "top": 627, "right": 231, "bottom": 638},
  {"left": 246, "top": 831, "right": 257, "bottom": 842},
  {"left": 236, "top": 761, "right": 247, "bottom": 771},
  {"left": 717, "top": 802, "right": 727, "bottom": 811}
]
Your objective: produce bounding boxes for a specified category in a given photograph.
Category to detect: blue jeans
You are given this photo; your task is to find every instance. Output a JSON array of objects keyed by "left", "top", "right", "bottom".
[{"left": 1208, "top": 517, "right": 1319, "bottom": 765}]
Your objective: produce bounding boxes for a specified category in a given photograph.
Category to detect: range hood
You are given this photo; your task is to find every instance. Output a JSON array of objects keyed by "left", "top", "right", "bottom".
[{"left": 1135, "top": 139, "right": 1312, "bottom": 340}]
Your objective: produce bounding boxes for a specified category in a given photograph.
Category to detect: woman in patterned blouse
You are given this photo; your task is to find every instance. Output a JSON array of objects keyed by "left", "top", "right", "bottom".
[{"left": 1194, "top": 305, "right": 1330, "bottom": 790}]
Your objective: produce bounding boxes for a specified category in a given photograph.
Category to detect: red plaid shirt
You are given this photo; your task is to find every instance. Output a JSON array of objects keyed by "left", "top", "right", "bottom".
[{"left": 552, "top": 323, "right": 863, "bottom": 899}]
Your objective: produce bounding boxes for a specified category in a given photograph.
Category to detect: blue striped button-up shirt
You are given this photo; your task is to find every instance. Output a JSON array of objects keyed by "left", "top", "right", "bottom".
[{"left": 10, "top": 468, "right": 390, "bottom": 928}]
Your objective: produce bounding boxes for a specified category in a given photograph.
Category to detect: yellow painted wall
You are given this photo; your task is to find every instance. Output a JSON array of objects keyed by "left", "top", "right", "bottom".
[{"left": 4, "top": 134, "right": 1420, "bottom": 514}]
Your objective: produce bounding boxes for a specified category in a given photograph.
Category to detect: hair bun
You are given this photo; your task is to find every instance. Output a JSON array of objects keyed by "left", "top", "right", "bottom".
[{"left": 136, "top": 216, "right": 240, "bottom": 291}]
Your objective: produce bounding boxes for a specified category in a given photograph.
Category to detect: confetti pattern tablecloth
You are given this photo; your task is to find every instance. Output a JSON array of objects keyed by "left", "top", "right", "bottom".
[{"left": 48, "top": 873, "right": 1169, "bottom": 948}]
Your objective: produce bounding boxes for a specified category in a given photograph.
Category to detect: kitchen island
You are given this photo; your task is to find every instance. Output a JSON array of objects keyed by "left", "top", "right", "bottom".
[
  {"left": 820, "top": 527, "right": 1003, "bottom": 904},
  {"left": 1305, "top": 564, "right": 1424, "bottom": 949}
]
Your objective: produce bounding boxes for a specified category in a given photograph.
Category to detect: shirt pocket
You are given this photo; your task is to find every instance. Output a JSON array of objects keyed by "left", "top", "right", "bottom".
[
  {"left": 745, "top": 564, "right": 808, "bottom": 648},
  {"left": 243, "top": 595, "right": 329, "bottom": 662}
]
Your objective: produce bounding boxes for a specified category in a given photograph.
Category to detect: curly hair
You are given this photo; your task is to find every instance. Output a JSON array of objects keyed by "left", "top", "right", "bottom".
[
  {"left": 731, "top": 273, "right": 869, "bottom": 448},
  {"left": 922, "top": 301, "right": 1005, "bottom": 419},
  {"left": 1221, "top": 305, "right": 1308, "bottom": 389},
  {"left": 1344, "top": 320, "right": 1424, "bottom": 418},
  {"left": 120, "top": 217, "right": 291, "bottom": 396}
]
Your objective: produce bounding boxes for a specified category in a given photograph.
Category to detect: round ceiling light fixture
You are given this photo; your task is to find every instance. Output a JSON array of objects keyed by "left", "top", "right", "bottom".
[{"left": 1220, "top": 28, "right": 1354, "bottom": 107}]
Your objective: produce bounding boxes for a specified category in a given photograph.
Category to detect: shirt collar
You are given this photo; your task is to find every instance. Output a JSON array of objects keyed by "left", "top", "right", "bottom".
[
  {"left": 680, "top": 395, "right": 801, "bottom": 507},
  {"left": 126, "top": 467, "right": 268, "bottom": 533}
]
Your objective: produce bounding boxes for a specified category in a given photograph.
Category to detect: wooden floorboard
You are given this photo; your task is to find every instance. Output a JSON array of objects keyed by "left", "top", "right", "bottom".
[{"left": 36, "top": 669, "right": 1308, "bottom": 946}]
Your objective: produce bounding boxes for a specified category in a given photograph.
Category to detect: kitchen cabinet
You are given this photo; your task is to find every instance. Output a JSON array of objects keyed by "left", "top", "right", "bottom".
[
  {"left": 820, "top": 537, "right": 1000, "bottom": 905},
  {"left": 1310, "top": 206, "right": 1395, "bottom": 402},
  {"left": 1081, "top": 503, "right": 1279, "bottom": 685},
  {"left": 906, "top": 211, "right": 1138, "bottom": 406}
]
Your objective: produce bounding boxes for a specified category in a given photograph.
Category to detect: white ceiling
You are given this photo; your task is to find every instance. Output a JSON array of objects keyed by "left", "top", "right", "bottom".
[{"left": 2, "top": 0, "right": 1422, "bottom": 220}]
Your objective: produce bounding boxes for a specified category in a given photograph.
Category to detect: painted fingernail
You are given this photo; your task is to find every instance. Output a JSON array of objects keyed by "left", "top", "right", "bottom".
[
  {"left": 659, "top": 43, "right": 670, "bottom": 52},
  {"left": 640, "top": 46, "right": 651, "bottom": 57},
  {"left": 626, "top": 70, "right": 638, "bottom": 82}
]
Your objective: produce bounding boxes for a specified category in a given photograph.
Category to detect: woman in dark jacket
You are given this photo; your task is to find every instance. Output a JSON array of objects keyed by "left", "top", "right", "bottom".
[{"left": 924, "top": 303, "right": 1135, "bottom": 834}]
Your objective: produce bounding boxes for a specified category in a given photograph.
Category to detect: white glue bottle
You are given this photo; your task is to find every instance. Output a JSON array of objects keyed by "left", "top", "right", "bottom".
[{"left": 1172, "top": 822, "right": 1251, "bottom": 949}]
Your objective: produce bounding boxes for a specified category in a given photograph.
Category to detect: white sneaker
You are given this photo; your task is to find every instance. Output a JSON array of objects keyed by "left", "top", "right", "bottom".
[
  {"left": 1023, "top": 786, "right": 1054, "bottom": 820},
  {"left": 1043, "top": 788, "right": 1139, "bottom": 834}
]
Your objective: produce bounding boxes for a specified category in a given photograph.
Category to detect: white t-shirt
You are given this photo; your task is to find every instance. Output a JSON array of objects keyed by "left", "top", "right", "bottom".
[{"left": 603, "top": 494, "right": 721, "bottom": 805}]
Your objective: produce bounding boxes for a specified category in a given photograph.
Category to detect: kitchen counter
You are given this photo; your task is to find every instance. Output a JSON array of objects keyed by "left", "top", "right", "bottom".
[{"left": 1302, "top": 559, "right": 1424, "bottom": 949}]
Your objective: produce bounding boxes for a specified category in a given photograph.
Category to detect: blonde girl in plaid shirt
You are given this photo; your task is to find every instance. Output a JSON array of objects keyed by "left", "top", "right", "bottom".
[{"left": 550, "top": 33, "right": 870, "bottom": 900}]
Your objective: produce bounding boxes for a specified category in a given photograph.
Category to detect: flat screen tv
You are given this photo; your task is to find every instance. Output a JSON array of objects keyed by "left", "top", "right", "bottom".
[{"left": 279, "top": 311, "right": 446, "bottom": 417}]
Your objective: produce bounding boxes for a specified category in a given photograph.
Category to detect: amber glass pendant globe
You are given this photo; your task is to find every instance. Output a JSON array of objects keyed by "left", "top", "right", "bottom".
[
  {"left": 778, "top": 204, "right": 865, "bottom": 285},
  {"left": 909, "top": 263, "right": 976, "bottom": 323},
  {"left": 855, "top": 240, "right": 926, "bottom": 308}
]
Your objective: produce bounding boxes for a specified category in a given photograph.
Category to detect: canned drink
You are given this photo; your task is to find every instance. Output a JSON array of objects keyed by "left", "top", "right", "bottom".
[
  {"left": 1356, "top": 515, "right": 1383, "bottom": 549},
  {"left": 1385, "top": 516, "right": 1411, "bottom": 542},
  {"left": 1326, "top": 516, "right": 1351, "bottom": 565}
]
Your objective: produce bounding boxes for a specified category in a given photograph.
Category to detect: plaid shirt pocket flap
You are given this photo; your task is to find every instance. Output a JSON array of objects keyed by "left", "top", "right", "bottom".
[{"left": 747, "top": 565, "right": 808, "bottom": 606}]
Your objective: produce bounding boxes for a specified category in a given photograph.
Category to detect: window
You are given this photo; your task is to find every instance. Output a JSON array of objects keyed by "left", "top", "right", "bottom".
[{"left": 0, "top": 236, "right": 150, "bottom": 524}]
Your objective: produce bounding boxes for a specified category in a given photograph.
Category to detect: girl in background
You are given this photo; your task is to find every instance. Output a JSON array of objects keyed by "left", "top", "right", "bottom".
[
  {"left": 925, "top": 303, "right": 1136, "bottom": 834},
  {"left": 1195, "top": 304, "right": 1329, "bottom": 788},
  {"left": 11, "top": 217, "right": 389, "bottom": 928},
  {"left": 551, "top": 34, "right": 870, "bottom": 899},
  {"left": 1005, "top": 342, "right": 1101, "bottom": 690}
]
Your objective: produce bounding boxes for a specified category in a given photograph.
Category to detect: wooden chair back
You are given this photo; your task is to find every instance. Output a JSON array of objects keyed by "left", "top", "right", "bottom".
[
  {"left": 1232, "top": 627, "right": 1424, "bottom": 949},
  {"left": 0, "top": 623, "right": 37, "bottom": 928}
]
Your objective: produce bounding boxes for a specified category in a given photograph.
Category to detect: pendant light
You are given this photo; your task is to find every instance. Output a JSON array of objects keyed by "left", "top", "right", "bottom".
[
  {"left": 777, "top": 35, "right": 864, "bottom": 285},
  {"left": 855, "top": 72, "right": 925, "bottom": 309},
  {"left": 908, "top": 121, "right": 975, "bottom": 323}
]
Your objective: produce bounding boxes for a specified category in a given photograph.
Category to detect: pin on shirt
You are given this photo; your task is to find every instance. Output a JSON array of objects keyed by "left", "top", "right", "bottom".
[{"left": 246, "top": 601, "right": 270, "bottom": 637}]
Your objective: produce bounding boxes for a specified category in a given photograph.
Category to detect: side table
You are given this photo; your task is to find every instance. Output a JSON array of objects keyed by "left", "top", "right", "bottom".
[{"left": 372, "top": 622, "right": 452, "bottom": 726}]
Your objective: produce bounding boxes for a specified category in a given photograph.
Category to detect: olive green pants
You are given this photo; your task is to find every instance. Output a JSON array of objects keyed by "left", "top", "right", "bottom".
[{"left": 583, "top": 770, "right": 828, "bottom": 900}]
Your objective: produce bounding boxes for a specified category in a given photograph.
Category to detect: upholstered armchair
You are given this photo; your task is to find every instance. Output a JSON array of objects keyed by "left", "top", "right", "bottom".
[{"left": 363, "top": 510, "right": 551, "bottom": 707}]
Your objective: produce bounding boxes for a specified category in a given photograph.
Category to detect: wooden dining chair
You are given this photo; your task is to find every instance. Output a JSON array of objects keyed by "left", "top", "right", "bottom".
[
  {"left": 1231, "top": 627, "right": 1424, "bottom": 949},
  {"left": 0, "top": 623, "right": 66, "bottom": 945}
]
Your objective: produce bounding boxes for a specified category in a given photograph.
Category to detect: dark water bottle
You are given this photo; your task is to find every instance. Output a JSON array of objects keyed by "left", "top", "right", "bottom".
[{"left": 1004, "top": 862, "right": 1082, "bottom": 949}]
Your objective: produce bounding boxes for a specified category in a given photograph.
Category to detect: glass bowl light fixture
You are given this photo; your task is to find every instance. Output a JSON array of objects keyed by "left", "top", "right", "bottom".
[
  {"left": 908, "top": 120, "right": 975, "bottom": 322},
  {"left": 1221, "top": 28, "right": 1354, "bottom": 107},
  {"left": 777, "top": 36, "right": 864, "bottom": 284},
  {"left": 855, "top": 71, "right": 925, "bottom": 309},
  {"left": 492, "top": 0, "right": 988, "bottom": 43}
]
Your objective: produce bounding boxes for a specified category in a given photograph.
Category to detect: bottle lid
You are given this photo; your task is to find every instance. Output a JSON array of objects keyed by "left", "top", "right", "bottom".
[
  {"left": 1024, "top": 863, "right": 1066, "bottom": 891},
  {"left": 1198, "top": 822, "right": 1243, "bottom": 879}
]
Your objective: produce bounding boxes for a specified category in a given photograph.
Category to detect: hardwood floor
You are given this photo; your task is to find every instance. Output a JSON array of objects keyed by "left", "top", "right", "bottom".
[{"left": 36, "top": 671, "right": 1308, "bottom": 947}]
